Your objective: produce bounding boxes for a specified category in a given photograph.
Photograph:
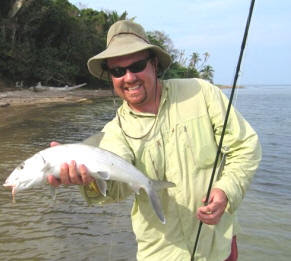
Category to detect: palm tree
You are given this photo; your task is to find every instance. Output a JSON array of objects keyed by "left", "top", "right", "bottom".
[
  {"left": 189, "top": 52, "right": 201, "bottom": 69},
  {"left": 197, "top": 52, "right": 210, "bottom": 70},
  {"left": 200, "top": 65, "right": 214, "bottom": 83}
]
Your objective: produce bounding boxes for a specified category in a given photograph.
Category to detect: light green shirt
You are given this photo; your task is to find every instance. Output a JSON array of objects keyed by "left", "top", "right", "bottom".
[{"left": 81, "top": 78, "right": 261, "bottom": 261}]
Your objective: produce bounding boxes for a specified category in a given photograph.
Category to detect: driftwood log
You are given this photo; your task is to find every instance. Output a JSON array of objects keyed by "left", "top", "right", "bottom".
[{"left": 30, "top": 82, "right": 87, "bottom": 92}]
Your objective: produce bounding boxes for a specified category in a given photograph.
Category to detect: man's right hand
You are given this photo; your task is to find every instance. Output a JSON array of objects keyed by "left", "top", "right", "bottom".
[{"left": 47, "top": 141, "right": 95, "bottom": 187}]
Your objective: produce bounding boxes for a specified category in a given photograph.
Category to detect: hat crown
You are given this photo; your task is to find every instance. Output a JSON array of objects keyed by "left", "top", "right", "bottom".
[{"left": 107, "top": 20, "right": 149, "bottom": 46}]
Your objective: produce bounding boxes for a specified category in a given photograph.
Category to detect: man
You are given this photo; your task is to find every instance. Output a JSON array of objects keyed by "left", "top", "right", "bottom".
[{"left": 48, "top": 20, "right": 261, "bottom": 260}]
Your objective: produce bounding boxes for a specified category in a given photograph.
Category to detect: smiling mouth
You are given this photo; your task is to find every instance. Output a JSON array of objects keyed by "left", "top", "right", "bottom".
[{"left": 125, "top": 85, "right": 141, "bottom": 91}]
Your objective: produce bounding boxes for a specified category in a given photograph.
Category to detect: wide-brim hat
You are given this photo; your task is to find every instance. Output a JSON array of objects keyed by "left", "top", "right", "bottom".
[{"left": 87, "top": 20, "right": 172, "bottom": 80}]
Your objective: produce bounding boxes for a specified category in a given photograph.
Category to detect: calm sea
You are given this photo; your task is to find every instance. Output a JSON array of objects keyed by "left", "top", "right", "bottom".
[{"left": 0, "top": 85, "right": 290, "bottom": 261}]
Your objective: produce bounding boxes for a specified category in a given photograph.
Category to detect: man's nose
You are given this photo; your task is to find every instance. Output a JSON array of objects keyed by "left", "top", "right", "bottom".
[{"left": 124, "top": 69, "right": 137, "bottom": 82}]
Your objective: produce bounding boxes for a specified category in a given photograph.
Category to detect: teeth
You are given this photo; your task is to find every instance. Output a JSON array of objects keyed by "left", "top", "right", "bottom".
[{"left": 128, "top": 85, "right": 140, "bottom": 91}]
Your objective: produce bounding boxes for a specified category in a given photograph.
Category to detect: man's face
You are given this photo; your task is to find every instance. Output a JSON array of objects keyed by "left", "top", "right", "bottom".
[{"left": 107, "top": 50, "right": 159, "bottom": 113}]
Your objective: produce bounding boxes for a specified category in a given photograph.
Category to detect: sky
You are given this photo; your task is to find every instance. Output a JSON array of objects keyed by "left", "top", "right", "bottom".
[{"left": 69, "top": 0, "right": 291, "bottom": 85}]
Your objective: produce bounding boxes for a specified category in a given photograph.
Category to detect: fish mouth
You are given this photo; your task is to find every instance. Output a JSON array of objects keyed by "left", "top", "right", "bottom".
[
  {"left": 3, "top": 183, "right": 13, "bottom": 189},
  {"left": 3, "top": 184, "right": 15, "bottom": 193},
  {"left": 3, "top": 184, "right": 16, "bottom": 202}
]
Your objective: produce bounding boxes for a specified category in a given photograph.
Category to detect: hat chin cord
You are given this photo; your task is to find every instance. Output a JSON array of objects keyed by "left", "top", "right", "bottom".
[{"left": 116, "top": 60, "right": 160, "bottom": 140}]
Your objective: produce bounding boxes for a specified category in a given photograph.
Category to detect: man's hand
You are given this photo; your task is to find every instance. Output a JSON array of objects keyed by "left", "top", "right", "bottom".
[
  {"left": 47, "top": 141, "right": 95, "bottom": 187},
  {"left": 196, "top": 188, "right": 228, "bottom": 225}
]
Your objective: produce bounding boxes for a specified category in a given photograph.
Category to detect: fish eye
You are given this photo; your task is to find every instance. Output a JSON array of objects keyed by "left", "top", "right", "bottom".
[{"left": 18, "top": 162, "right": 25, "bottom": 170}]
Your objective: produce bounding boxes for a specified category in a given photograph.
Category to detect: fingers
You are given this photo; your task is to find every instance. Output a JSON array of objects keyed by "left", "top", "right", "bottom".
[
  {"left": 47, "top": 161, "right": 94, "bottom": 187},
  {"left": 197, "top": 204, "right": 221, "bottom": 225},
  {"left": 47, "top": 142, "right": 94, "bottom": 186},
  {"left": 47, "top": 175, "right": 61, "bottom": 187},
  {"left": 60, "top": 163, "right": 71, "bottom": 185},
  {"left": 196, "top": 188, "right": 228, "bottom": 225},
  {"left": 68, "top": 161, "right": 83, "bottom": 185},
  {"left": 79, "top": 164, "right": 94, "bottom": 185}
]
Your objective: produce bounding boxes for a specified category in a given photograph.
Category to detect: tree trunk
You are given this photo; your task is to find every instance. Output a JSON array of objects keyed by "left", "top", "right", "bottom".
[{"left": 8, "top": 0, "right": 26, "bottom": 18}]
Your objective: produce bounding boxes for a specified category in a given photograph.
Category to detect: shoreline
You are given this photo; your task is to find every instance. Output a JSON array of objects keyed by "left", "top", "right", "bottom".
[
  {"left": 0, "top": 84, "right": 236, "bottom": 128},
  {"left": 0, "top": 88, "right": 112, "bottom": 128},
  {"left": 0, "top": 83, "right": 235, "bottom": 108},
  {"left": 0, "top": 89, "right": 112, "bottom": 107}
]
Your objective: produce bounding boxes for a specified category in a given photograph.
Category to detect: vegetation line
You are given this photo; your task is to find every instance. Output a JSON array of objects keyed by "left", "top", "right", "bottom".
[{"left": 0, "top": 0, "right": 214, "bottom": 90}]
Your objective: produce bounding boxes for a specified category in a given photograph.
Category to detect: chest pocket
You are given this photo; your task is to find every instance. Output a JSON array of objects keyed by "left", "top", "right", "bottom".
[
  {"left": 176, "top": 119, "right": 218, "bottom": 169},
  {"left": 134, "top": 132, "right": 166, "bottom": 181}
]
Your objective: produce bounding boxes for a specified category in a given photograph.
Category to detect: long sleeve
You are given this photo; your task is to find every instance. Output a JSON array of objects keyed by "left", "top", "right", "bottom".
[{"left": 203, "top": 82, "right": 262, "bottom": 213}]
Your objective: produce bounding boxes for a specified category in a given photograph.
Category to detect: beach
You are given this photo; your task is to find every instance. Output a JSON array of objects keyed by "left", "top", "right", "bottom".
[{"left": 0, "top": 87, "right": 112, "bottom": 128}]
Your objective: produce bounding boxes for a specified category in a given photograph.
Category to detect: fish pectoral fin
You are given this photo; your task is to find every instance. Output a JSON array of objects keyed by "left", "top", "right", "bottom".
[
  {"left": 49, "top": 186, "right": 56, "bottom": 200},
  {"left": 96, "top": 171, "right": 110, "bottom": 180},
  {"left": 151, "top": 180, "right": 175, "bottom": 190},
  {"left": 94, "top": 179, "right": 107, "bottom": 197}
]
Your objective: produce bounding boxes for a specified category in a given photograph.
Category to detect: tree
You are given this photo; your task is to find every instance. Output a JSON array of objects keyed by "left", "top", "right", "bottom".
[
  {"left": 199, "top": 65, "right": 214, "bottom": 83},
  {"left": 147, "top": 30, "right": 179, "bottom": 61},
  {"left": 0, "top": 0, "right": 214, "bottom": 87},
  {"left": 189, "top": 52, "right": 201, "bottom": 69},
  {"left": 0, "top": 0, "right": 129, "bottom": 87}
]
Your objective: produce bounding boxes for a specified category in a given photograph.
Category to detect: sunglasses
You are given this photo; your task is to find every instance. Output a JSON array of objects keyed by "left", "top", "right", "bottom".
[{"left": 102, "top": 56, "right": 152, "bottom": 78}]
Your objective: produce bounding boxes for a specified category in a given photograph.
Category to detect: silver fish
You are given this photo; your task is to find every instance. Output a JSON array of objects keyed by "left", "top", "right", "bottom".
[{"left": 3, "top": 143, "right": 175, "bottom": 223}]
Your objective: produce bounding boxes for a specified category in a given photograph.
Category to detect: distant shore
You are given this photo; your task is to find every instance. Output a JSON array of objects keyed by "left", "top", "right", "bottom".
[
  {"left": 0, "top": 82, "right": 235, "bottom": 108},
  {"left": 0, "top": 88, "right": 112, "bottom": 107},
  {"left": 0, "top": 87, "right": 112, "bottom": 128},
  {"left": 0, "top": 82, "right": 236, "bottom": 128}
]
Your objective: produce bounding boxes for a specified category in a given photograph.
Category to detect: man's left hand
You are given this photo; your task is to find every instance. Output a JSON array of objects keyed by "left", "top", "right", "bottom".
[{"left": 196, "top": 188, "right": 228, "bottom": 225}]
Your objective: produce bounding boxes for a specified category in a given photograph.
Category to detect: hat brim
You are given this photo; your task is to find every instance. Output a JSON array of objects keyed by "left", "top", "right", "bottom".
[{"left": 87, "top": 34, "right": 172, "bottom": 80}]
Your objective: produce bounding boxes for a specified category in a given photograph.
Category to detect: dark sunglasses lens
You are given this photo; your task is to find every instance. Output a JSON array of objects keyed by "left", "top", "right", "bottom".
[
  {"left": 129, "top": 60, "right": 147, "bottom": 73},
  {"left": 109, "top": 58, "right": 150, "bottom": 78},
  {"left": 110, "top": 67, "right": 126, "bottom": 78}
]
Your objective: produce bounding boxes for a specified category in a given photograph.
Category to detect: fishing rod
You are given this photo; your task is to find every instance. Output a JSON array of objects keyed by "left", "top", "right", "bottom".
[{"left": 191, "top": 0, "right": 256, "bottom": 260}]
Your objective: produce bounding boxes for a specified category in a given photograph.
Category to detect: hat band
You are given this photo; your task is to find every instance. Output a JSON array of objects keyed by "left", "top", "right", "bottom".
[{"left": 107, "top": 32, "right": 150, "bottom": 47}]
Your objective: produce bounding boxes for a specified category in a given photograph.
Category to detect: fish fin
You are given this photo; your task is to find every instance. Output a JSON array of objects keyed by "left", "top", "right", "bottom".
[
  {"left": 145, "top": 187, "right": 166, "bottom": 224},
  {"left": 49, "top": 186, "right": 56, "bottom": 200},
  {"left": 150, "top": 180, "right": 175, "bottom": 190},
  {"left": 96, "top": 171, "right": 110, "bottom": 180},
  {"left": 91, "top": 179, "right": 107, "bottom": 197},
  {"left": 144, "top": 180, "right": 175, "bottom": 224}
]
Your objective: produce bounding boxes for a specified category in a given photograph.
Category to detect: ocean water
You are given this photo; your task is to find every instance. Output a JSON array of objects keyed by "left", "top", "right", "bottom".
[
  {"left": 0, "top": 85, "right": 290, "bottom": 260},
  {"left": 226, "top": 85, "right": 291, "bottom": 260}
]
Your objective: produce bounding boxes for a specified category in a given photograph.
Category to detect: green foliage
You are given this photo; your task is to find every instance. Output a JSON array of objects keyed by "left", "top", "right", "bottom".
[
  {"left": 0, "top": 0, "right": 127, "bottom": 87},
  {"left": 147, "top": 31, "right": 214, "bottom": 82},
  {"left": 0, "top": 0, "right": 214, "bottom": 88}
]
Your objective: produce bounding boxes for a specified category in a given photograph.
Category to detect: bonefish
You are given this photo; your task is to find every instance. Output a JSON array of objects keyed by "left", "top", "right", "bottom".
[{"left": 3, "top": 143, "right": 175, "bottom": 223}]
